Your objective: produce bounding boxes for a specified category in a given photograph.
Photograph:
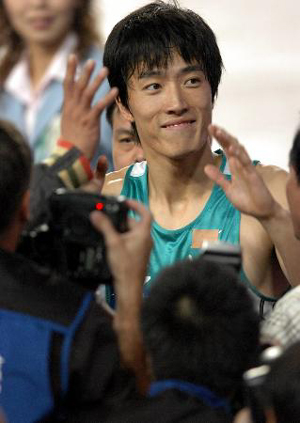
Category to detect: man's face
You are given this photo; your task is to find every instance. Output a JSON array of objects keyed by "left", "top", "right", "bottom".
[
  {"left": 286, "top": 165, "right": 300, "bottom": 239},
  {"left": 111, "top": 107, "right": 145, "bottom": 170},
  {"left": 122, "top": 53, "right": 213, "bottom": 161}
]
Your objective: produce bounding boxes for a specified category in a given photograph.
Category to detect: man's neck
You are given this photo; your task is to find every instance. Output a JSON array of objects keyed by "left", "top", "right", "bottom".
[
  {"left": 147, "top": 144, "right": 218, "bottom": 205},
  {"left": 146, "top": 145, "right": 221, "bottom": 230}
]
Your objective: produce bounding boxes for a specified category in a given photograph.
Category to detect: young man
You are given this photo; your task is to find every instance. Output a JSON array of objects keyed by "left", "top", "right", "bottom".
[
  {"left": 106, "top": 102, "right": 145, "bottom": 170},
  {"left": 60, "top": 1, "right": 300, "bottom": 317}
]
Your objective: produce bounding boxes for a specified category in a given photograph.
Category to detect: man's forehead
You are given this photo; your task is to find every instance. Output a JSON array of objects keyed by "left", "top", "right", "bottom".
[{"left": 130, "top": 56, "right": 204, "bottom": 80}]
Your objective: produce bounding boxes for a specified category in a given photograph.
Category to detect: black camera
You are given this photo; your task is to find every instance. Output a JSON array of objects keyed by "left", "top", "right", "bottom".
[
  {"left": 201, "top": 240, "right": 242, "bottom": 273},
  {"left": 243, "top": 346, "right": 282, "bottom": 423},
  {"left": 18, "top": 189, "right": 128, "bottom": 290}
]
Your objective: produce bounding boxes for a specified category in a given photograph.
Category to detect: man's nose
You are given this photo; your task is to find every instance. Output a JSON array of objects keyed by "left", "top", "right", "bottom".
[{"left": 165, "top": 84, "right": 188, "bottom": 115}]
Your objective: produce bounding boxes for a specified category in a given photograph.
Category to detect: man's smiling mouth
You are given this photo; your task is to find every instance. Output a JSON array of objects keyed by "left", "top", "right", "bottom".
[{"left": 162, "top": 119, "right": 196, "bottom": 129}]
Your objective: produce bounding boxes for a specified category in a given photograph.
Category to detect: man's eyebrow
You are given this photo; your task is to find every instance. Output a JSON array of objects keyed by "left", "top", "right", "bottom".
[
  {"left": 138, "top": 64, "right": 204, "bottom": 79},
  {"left": 180, "top": 64, "right": 204, "bottom": 75},
  {"left": 138, "top": 69, "right": 163, "bottom": 79}
]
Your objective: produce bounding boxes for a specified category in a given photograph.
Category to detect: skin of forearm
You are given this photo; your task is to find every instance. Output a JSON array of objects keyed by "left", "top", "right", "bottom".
[
  {"left": 259, "top": 202, "right": 300, "bottom": 287},
  {"left": 113, "top": 277, "right": 149, "bottom": 393}
]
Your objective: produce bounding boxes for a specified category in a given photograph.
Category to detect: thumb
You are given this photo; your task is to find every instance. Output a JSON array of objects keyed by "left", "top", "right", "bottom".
[
  {"left": 95, "top": 155, "right": 108, "bottom": 178},
  {"left": 94, "top": 155, "right": 108, "bottom": 191}
]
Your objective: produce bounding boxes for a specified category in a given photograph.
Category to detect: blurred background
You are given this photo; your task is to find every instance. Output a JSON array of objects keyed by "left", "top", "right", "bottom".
[{"left": 97, "top": 0, "right": 300, "bottom": 169}]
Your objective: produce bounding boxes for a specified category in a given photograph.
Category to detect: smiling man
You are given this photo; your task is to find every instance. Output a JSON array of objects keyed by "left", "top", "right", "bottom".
[{"left": 60, "top": 1, "right": 300, "bottom": 318}]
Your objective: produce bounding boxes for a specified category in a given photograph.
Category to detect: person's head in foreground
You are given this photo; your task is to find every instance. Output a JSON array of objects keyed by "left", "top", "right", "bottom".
[
  {"left": 0, "top": 119, "right": 31, "bottom": 247},
  {"left": 142, "top": 257, "right": 260, "bottom": 410}
]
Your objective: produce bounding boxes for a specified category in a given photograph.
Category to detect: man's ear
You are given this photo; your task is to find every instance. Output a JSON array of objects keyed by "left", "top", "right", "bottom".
[
  {"left": 20, "top": 189, "right": 30, "bottom": 224},
  {"left": 116, "top": 97, "right": 134, "bottom": 122}
]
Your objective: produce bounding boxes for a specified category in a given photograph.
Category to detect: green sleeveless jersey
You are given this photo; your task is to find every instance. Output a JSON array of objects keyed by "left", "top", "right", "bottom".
[
  {"left": 121, "top": 151, "right": 240, "bottom": 290},
  {"left": 106, "top": 150, "right": 278, "bottom": 316}
]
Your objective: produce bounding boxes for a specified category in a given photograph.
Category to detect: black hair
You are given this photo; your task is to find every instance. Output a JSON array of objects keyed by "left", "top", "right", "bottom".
[
  {"left": 106, "top": 101, "right": 117, "bottom": 128},
  {"left": 263, "top": 341, "right": 300, "bottom": 423},
  {"left": 141, "top": 257, "right": 260, "bottom": 398},
  {"left": 289, "top": 128, "right": 300, "bottom": 183},
  {"left": 103, "top": 1, "right": 223, "bottom": 109},
  {"left": 0, "top": 120, "right": 32, "bottom": 234}
]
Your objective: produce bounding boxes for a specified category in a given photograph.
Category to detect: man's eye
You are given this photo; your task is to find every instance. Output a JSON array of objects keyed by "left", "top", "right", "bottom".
[
  {"left": 186, "top": 78, "right": 201, "bottom": 86},
  {"left": 144, "top": 83, "right": 161, "bottom": 91},
  {"left": 120, "top": 138, "right": 134, "bottom": 144}
]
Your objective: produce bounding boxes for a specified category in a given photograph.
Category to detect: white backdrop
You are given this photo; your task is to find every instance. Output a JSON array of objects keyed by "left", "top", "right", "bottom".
[{"left": 97, "top": 0, "right": 300, "bottom": 169}]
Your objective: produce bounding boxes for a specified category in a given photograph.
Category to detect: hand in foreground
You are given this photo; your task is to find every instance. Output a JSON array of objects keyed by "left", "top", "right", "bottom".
[
  {"left": 91, "top": 200, "right": 152, "bottom": 392},
  {"left": 90, "top": 199, "right": 153, "bottom": 295},
  {"left": 205, "top": 124, "right": 278, "bottom": 219},
  {"left": 61, "top": 54, "right": 118, "bottom": 160}
]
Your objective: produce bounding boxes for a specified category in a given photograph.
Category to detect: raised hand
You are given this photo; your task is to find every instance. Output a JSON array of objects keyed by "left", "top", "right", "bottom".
[
  {"left": 90, "top": 199, "right": 152, "bottom": 290},
  {"left": 205, "top": 124, "right": 278, "bottom": 219},
  {"left": 61, "top": 54, "right": 118, "bottom": 160}
]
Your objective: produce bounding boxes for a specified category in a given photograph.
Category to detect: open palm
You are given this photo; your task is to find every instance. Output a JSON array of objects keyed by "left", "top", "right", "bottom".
[{"left": 205, "top": 125, "right": 277, "bottom": 219}]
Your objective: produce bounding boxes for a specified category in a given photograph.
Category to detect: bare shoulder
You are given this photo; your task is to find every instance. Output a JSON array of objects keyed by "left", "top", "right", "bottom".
[
  {"left": 103, "top": 166, "right": 129, "bottom": 196},
  {"left": 256, "top": 163, "right": 288, "bottom": 206},
  {"left": 256, "top": 162, "right": 288, "bottom": 183}
]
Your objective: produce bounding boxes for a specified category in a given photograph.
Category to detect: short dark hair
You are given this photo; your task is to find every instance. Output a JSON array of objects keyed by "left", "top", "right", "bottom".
[
  {"left": 103, "top": 1, "right": 223, "bottom": 109},
  {"left": 106, "top": 101, "right": 117, "bottom": 128},
  {"left": 141, "top": 257, "right": 260, "bottom": 398},
  {"left": 264, "top": 341, "right": 300, "bottom": 423},
  {"left": 289, "top": 128, "right": 300, "bottom": 183},
  {"left": 0, "top": 120, "right": 32, "bottom": 234}
]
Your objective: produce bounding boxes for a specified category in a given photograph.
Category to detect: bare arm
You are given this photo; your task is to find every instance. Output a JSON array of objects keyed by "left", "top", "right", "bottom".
[
  {"left": 90, "top": 199, "right": 153, "bottom": 393},
  {"left": 205, "top": 124, "right": 300, "bottom": 287}
]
